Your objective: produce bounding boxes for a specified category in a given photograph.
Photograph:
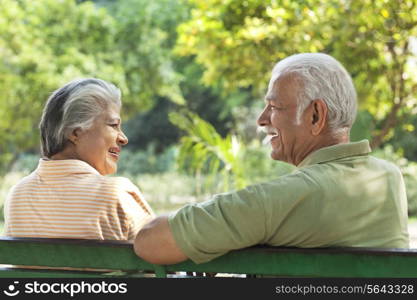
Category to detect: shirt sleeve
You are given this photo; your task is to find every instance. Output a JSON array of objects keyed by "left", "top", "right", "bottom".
[
  {"left": 116, "top": 178, "right": 155, "bottom": 240},
  {"left": 168, "top": 184, "right": 268, "bottom": 264}
]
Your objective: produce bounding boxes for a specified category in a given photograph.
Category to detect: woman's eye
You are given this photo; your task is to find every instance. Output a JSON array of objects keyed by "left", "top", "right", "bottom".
[
  {"left": 271, "top": 105, "right": 284, "bottom": 111},
  {"left": 110, "top": 124, "right": 119, "bottom": 128}
]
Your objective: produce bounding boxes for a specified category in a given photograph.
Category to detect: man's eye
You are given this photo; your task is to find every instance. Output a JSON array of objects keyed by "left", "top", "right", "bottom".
[{"left": 109, "top": 124, "right": 119, "bottom": 128}]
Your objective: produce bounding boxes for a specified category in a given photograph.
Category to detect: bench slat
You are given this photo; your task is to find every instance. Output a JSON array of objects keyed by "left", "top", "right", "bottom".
[{"left": 0, "top": 238, "right": 416, "bottom": 277}]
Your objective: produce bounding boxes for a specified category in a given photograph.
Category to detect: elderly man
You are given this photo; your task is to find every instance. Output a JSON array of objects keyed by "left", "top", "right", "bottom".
[{"left": 134, "top": 53, "right": 409, "bottom": 265}]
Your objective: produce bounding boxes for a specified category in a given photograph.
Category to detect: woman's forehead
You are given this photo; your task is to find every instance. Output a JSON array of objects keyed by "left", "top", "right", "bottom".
[
  {"left": 108, "top": 103, "right": 121, "bottom": 115},
  {"left": 97, "top": 103, "right": 121, "bottom": 122}
]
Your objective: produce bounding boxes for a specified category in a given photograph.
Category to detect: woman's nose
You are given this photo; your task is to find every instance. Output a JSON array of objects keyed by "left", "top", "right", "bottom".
[{"left": 118, "top": 130, "right": 128, "bottom": 146}]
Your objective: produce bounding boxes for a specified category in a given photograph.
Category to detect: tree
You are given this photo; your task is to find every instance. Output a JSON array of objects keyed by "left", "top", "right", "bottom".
[
  {"left": 109, "top": 0, "right": 188, "bottom": 112},
  {"left": 169, "top": 110, "right": 246, "bottom": 195},
  {"left": 117, "top": 0, "right": 253, "bottom": 152},
  {"left": 0, "top": 0, "right": 122, "bottom": 170},
  {"left": 0, "top": 0, "right": 189, "bottom": 172},
  {"left": 176, "top": 0, "right": 417, "bottom": 149}
]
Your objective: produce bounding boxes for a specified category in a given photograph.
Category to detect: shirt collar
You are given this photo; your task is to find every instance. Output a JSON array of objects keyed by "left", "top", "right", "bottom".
[
  {"left": 36, "top": 158, "right": 100, "bottom": 176},
  {"left": 297, "top": 140, "right": 372, "bottom": 168}
]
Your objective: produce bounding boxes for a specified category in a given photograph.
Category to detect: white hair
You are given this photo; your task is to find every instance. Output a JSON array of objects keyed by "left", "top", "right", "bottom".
[
  {"left": 270, "top": 53, "right": 357, "bottom": 131},
  {"left": 39, "top": 78, "right": 121, "bottom": 157}
]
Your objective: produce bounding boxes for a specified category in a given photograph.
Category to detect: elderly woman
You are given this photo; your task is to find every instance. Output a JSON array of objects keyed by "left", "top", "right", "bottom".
[{"left": 4, "top": 78, "right": 154, "bottom": 240}]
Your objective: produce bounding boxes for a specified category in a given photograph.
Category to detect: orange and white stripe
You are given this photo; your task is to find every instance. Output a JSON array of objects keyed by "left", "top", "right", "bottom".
[{"left": 4, "top": 159, "right": 154, "bottom": 240}]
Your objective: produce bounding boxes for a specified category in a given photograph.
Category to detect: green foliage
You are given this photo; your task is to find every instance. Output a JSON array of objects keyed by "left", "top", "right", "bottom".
[
  {"left": 405, "top": 166, "right": 417, "bottom": 217},
  {"left": 122, "top": 58, "right": 255, "bottom": 153},
  {"left": 241, "top": 140, "right": 295, "bottom": 182},
  {"left": 389, "top": 113, "right": 417, "bottom": 161},
  {"left": 123, "top": 98, "right": 182, "bottom": 151},
  {"left": 373, "top": 145, "right": 417, "bottom": 217},
  {"left": 169, "top": 110, "right": 246, "bottom": 193},
  {"left": 116, "top": 146, "right": 177, "bottom": 176},
  {"left": 176, "top": 58, "right": 250, "bottom": 136},
  {"left": 169, "top": 110, "right": 296, "bottom": 195},
  {"left": 350, "top": 110, "right": 375, "bottom": 142},
  {"left": 0, "top": 0, "right": 190, "bottom": 172},
  {"left": 133, "top": 172, "right": 199, "bottom": 213},
  {"left": 1, "top": 0, "right": 416, "bottom": 219},
  {"left": 0, "top": 0, "right": 121, "bottom": 169},
  {"left": 9, "top": 153, "right": 39, "bottom": 174},
  {"left": 0, "top": 171, "right": 32, "bottom": 223},
  {"left": 176, "top": 0, "right": 307, "bottom": 94},
  {"left": 110, "top": 0, "right": 189, "bottom": 111},
  {"left": 176, "top": 0, "right": 417, "bottom": 147}
]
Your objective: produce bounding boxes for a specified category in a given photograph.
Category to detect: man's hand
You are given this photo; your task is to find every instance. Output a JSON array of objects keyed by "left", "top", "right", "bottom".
[{"left": 133, "top": 216, "right": 188, "bottom": 265}]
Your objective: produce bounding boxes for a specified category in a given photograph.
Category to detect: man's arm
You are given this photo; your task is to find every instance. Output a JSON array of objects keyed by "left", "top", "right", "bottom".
[{"left": 133, "top": 215, "right": 188, "bottom": 265}]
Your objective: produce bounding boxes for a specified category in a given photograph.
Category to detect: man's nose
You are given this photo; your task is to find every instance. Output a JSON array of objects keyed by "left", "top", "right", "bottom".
[
  {"left": 118, "top": 130, "right": 128, "bottom": 146},
  {"left": 257, "top": 107, "right": 270, "bottom": 127}
]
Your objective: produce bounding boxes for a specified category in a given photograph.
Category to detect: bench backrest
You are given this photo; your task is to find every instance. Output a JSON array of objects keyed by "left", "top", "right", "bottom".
[{"left": 0, "top": 237, "right": 416, "bottom": 277}]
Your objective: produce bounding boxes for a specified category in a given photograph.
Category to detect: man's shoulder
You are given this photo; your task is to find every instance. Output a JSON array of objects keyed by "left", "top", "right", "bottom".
[
  {"left": 367, "top": 155, "right": 402, "bottom": 171},
  {"left": 295, "top": 154, "right": 404, "bottom": 190},
  {"left": 302, "top": 152, "right": 401, "bottom": 173},
  {"left": 253, "top": 170, "right": 322, "bottom": 197}
]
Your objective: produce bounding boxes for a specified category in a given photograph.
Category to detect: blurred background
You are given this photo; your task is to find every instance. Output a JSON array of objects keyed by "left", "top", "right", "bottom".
[{"left": 0, "top": 0, "right": 416, "bottom": 244}]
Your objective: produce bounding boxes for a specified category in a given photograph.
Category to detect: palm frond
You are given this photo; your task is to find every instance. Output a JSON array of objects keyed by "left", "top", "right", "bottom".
[{"left": 169, "top": 110, "right": 246, "bottom": 193}]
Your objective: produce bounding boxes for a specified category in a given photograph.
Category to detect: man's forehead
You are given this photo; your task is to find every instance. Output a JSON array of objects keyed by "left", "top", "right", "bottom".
[
  {"left": 264, "top": 90, "right": 276, "bottom": 103},
  {"left": 265, "top": 73, "right": 282, "bottom": 102},
  {"left": 268, "top": 72, "right": 281, "bottom": 91},
  {"left": 265, "top": 72, "right": 299, "bottom": 102}
]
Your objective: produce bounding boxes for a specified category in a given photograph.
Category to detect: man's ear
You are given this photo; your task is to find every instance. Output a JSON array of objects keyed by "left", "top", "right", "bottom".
[
  {"left": 68, "top": 128, "right": 82, "bottom": 144},
  {"left": 311, "top": 99, "right": 328, "bottom": 136}
]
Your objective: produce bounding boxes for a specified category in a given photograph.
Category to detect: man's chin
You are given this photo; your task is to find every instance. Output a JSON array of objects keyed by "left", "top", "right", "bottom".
[
  {"left": 270, "top": 150, "right": 281, "bottom": 161},
  {"left": 270, "top": 150, "right": 287, "bottom": 163}
]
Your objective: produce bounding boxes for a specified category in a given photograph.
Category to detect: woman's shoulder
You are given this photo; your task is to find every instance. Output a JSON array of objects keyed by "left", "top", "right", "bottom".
[
  {"left": 8, "top": 171, "right": 38, "bottom": 191},
  {"left": 103, "top": 176, "right": 140, "bottom": 193},
  {"left": 4, "top": 172, "right": 41, "bottom": 203}
]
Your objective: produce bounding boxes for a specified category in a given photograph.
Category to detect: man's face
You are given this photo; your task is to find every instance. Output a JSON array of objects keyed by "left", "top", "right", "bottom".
[{"left": 257, "top": 73, "right": 312, "bottom": 165}]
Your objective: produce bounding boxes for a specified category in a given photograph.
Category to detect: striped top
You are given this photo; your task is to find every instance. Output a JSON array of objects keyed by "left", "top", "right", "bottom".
[{"left": 4, "top": 159, "right": 154, "bottom": 240}]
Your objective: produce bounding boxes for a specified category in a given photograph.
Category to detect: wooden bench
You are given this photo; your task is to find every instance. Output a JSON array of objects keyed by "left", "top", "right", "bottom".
[{"left": 0, "top": 237, "right": 416, "bottom": 278}]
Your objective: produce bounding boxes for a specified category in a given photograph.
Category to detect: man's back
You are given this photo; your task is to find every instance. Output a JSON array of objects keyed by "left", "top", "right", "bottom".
[
  {"left": 263, "top": 141, "right": 409, "bottom": 249},
  {"left": 133, "top": 53, "right": 410, "bottom": 266},
  {"left": 168, "top": 140, "right": 409, "bottom": 264}
]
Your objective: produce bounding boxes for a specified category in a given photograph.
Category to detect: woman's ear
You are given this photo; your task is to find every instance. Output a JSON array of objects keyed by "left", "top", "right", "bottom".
[
  {"left": 68, "top": 128, "right": 82, "bottom": 144},
  {"left": 311, "top": 99, "right": 328, "bottom": 136}
]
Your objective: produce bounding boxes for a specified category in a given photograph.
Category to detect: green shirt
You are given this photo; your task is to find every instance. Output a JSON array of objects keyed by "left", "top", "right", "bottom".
[{"left": 168, "top": 140, "right": 409, "bottom": 264}]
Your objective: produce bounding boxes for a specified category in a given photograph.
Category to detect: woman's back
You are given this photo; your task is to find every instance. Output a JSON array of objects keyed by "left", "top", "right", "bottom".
[{"left": 4, "top": 159, "right": 153, "bottom": 240}]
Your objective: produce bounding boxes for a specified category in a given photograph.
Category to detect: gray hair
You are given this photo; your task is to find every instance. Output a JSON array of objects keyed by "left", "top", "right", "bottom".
[
  {"left": 39, "top": 78, "right": 121, "bottom": 158},
  {"left": 269, "top": 53, "right": 357, "bottom": 131}
]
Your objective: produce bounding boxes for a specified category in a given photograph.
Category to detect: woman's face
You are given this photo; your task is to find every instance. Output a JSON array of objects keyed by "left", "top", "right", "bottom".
[{"left": 74, "top": 103, "right": 128, "bottom": 175}]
